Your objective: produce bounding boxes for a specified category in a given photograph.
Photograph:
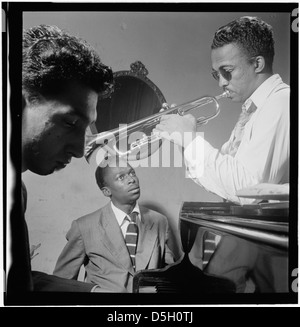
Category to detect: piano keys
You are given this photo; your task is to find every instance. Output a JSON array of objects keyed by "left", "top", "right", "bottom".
[{"left": 133, "top": 253, "right": 236, "bottom": 293}]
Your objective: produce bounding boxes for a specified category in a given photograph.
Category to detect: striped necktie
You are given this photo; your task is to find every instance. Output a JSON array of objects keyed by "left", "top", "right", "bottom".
[
  {"left": 202, "top": 230, "right": 218, "bottom": 271},
  {"left": 224, "top": 101, "right": 257, "bottom": 156},
  {"left": 125, "top": 212, "right": 139, "bottom": 270}
]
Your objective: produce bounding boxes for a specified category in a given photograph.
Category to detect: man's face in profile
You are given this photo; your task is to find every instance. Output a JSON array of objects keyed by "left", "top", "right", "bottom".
[
  {"left": 22, "top": 81, "right": 98, "bottom": 175},
  {"left": 211, "top": 43, "right": 258, "bottom": 103}
]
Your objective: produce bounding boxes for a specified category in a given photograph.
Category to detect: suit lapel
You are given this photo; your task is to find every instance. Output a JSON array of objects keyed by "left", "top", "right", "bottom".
[
  {"left": 135, "top": 207, "right": 158, "bottom": 271},
  {"left": 98, "top": 203, "right": 134, "bottom": 274}
]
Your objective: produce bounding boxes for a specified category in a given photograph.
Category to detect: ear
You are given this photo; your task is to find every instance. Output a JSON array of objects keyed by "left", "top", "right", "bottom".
[
  {"left": 253, "top": 56, "right": 265, "bottom": 73},
  {"left": 101, "top": 186, "right": 111, "bottom": 198}
]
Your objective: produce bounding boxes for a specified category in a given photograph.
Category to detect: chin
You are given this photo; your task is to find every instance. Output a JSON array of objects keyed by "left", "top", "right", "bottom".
[
  {"left": 54, "top": 166, "right": 66, "bottom": 173},
  {"left": 27, "top": 155, "right": 57, "bottom": 176},
  {"left": 231, "top": 93, "right": 245, "bottom": 104},
  {"left": 229, "top": 95, "right": 239, "bottom": 103},
  {"left": 28, "top": 165, "right": 52, "bottom": 176},
  {"left": 34, "top": 162, "right": 64, "bottom": 176},
  {"left": 132, "top": 193, "right": 141, "bottom": 201},
  {"left": 39, "top": 168, "right": 56, "bottom": 176}
]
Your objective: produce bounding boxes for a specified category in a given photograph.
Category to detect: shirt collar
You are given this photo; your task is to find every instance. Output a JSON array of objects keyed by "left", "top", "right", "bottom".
[
  {"left": 110, "top": 201, "right": 140, "bottom": 227},
  {"left": 241, "top": 98, "right": 254, "bottom": 112},
  {"left": 243, "top": 74, "right": 282, "bottom": 112}
]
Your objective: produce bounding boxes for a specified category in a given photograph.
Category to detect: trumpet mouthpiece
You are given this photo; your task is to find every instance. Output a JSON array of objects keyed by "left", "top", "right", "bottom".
[
  {"left": 224, "top": 90, "right": 231, "bottom": 97},
  {"left": 222, "top": 90, "right": 230, "bottom": 98},
  {"left": 215, "top": 90, "right": 230, "bottom": 100}
]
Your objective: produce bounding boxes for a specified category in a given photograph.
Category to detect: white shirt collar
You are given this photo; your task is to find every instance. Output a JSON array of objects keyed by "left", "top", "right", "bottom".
[
  {"left": 110, "top": 201, "right": 140, "bottom": 227},
  {"left": 243, "top": 74, "right": 282, "bottom": 112}
]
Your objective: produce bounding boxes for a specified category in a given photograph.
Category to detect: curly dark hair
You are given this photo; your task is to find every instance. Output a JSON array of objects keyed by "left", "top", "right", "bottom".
[
  {"left": 23, "top": 24, "right": 114, "bottom": 98},
  {"left": 211, "top": 16, "right": 275, "bottom": 69}
]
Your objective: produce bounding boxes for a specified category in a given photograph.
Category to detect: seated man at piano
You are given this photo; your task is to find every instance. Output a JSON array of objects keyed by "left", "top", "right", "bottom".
[
  {"left": 53, "top": 156, "right": 174, "bottom": 292},
  {"left": 155, "top": 16, "right": 289, "bottom": 292}
]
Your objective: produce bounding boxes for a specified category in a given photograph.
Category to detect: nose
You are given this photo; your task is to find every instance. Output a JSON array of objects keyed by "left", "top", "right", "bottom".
[
  {"left": 127, "top": 174, "right": 136, "bottom": 184},
  {"left": 218, "top": 74, "right": 229, "bottom": 89},
  {"left": 68, "top": 133, "right": 85, "bottom": 158}
]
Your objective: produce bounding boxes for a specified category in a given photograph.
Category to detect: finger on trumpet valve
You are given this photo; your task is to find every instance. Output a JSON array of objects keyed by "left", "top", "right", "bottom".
[
  {"left": 177, "top": 108, "right": 184, "bottom": 116},
  {"left": 160, "top": 103, "right": 169, "bottom": 112}
]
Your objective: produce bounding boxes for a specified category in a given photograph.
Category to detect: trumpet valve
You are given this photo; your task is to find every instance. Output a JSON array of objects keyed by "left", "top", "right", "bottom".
[
  {"left": 130, "top": 134, "right": 161, "bottom": 151},
  {"left": 161, "top": 103, "right": 170, "bottom": 110},
  {"left": 177, "top": 107, "right": 185, "bottom": 116}
]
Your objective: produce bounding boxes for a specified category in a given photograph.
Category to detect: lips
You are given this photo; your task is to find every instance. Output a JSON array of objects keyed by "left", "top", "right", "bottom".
[
  {"left": 129, "top": 187, "right": 140, "bottom": 193},
  {"left": 56, "top": 162, "right": 68, "bottom": 169},
  {"left": 62, "top": 157, "right": 72, "bottom": 165},
  {"left": 56, "top": 158, "right": 72, "bottom": 169}
]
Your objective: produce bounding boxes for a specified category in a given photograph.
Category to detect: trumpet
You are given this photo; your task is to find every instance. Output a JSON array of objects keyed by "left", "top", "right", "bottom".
[{"left": 85, "top": 90, "right": 230, "bottom": 162}]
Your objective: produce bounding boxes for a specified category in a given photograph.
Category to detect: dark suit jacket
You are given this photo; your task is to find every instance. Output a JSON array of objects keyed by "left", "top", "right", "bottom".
[
  {"left": 189, "top": 228, "right": 288, "bottom": 293},
  {"left": 53, "top": 203, "right": 174, "bottom": 292},
  {"left": 6, "top": 181, "right": 97, "bottom": 301}
]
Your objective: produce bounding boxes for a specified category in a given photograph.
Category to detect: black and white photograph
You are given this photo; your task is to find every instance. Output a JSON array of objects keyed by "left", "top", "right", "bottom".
[{"left": 1, "top": 1, "right": 298, "bottom": 312}]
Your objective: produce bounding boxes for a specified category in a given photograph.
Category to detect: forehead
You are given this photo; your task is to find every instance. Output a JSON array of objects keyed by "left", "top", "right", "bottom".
[
  {"left": 104, "top": 163, "right": 133, "bottom": 179},
  {"left": 50, "top": 81, "right": 98, "bottom": 123},
  {"left": 211, "top": 43, "right": 247, "bottom": 69}
]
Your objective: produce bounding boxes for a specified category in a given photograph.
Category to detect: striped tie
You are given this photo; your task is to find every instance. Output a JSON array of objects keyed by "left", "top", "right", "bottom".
[
  {"left": 224, "top": 101, "right": 257, "bottom": 156},
  {"left": 125, "top": 212, "right": 139, "bottom": 270},
  {"left": 202, "top": 231, "right": 218, "bottom": 271}
]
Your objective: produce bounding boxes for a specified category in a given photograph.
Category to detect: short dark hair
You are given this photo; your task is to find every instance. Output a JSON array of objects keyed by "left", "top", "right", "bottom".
[
  {"left": 95, "top": 164, "right": 107, "bottom": 189},
  {"left": 211, "top": 16, "right": 275, "bottom": 69},
  {"left": 23, "top": 24, "right": 114, "bottom": 98},
  {"left": 95, "top": 156, "right": 127, "bottom": 189}
]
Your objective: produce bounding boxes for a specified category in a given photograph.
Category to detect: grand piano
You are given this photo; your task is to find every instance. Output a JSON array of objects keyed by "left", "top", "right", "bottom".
[{"left": 133, "top": 184, "right": 289, "bottom": 294}]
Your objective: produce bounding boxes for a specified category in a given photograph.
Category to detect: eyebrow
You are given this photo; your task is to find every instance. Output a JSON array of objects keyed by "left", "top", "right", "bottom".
[
  {"left": 116, "top": 168, "right": 134, "bottom": 177},
  {"left": 212, "top": 64, "right": 234, "bottom": 71},
  {"left": 71, "top": 108, "right": 96, "bottom": 125}
]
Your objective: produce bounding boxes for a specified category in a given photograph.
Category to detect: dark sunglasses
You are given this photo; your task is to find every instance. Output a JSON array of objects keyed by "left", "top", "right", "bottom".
[
  {"left": 212, "top": 56, "right": 259, "bottom": 81},
  {"left": 211, "top": 67, "right": 233, "bottom": 81}
]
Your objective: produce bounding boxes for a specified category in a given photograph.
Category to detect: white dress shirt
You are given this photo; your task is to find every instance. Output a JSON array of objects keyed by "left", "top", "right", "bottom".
[
  {"left": 110, "top": 201, "right": 141, "bottom": 238},
  {"left": 184, "top": 74, "right": 290, "bottom": 204}
]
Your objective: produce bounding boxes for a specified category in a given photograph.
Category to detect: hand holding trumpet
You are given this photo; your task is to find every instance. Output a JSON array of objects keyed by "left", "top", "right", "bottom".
[{"left": 153, "top": 103, "right": 197, "bottom": 149}]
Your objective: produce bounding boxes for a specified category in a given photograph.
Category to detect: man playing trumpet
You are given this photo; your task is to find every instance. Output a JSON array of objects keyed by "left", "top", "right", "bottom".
[
  {"left": 155, "top": 16, "right": 290, "bottom": 292},
  {"left": 155, "top": 16, "right": 289, "bottom": 204}
]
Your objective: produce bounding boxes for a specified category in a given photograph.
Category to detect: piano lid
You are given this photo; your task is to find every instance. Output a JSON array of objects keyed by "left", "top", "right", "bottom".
[
  {"left": 236, "top": 183, "right": 289, "bottom": 201},
  {"left": 180, "top": 200, "right": 289, "bottom": 220},
  {"left": 179, "top": 201, "right": 289, "bottom": 250}
]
